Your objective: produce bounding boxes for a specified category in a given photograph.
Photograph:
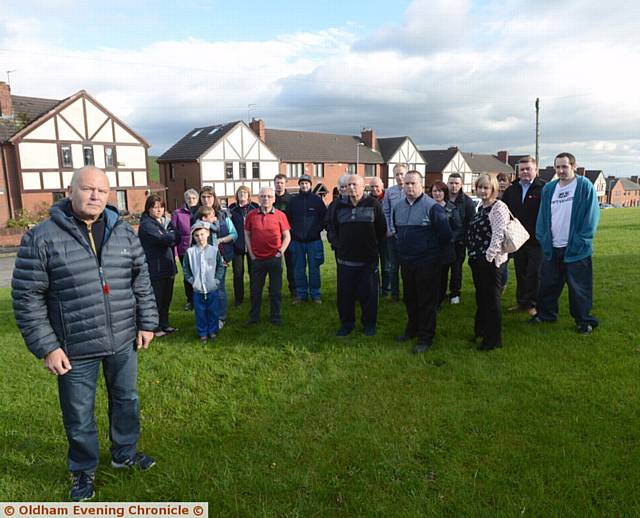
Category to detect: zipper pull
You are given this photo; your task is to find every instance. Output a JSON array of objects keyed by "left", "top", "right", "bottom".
[{"left": 99, "top": 267, "right": 110, "bottom": 295}]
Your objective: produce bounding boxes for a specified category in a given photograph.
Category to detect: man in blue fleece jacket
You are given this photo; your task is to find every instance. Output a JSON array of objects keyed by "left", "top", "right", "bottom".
[{"left": 531, "top": 152, "right": 600, "bottom": 334}]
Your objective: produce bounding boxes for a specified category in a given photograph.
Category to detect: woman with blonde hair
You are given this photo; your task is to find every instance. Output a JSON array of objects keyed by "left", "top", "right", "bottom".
[{"left": 467, "top": 174, "right": 510, "bottom": 351}]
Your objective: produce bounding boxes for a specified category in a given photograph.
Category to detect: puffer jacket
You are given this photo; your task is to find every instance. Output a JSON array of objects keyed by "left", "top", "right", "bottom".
[{"left": 12, "top": 199, "right": 158, "bottom": 360}]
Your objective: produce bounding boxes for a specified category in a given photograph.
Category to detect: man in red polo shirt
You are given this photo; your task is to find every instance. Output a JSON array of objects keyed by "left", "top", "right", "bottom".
[{"left": 244, "top": 186, "right": 291, "bottom": 325}]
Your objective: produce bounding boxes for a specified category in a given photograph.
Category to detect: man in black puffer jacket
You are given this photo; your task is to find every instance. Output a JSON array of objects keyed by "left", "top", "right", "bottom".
[{"left": 12, "top": 166, "right": 158, "bottom": 502}]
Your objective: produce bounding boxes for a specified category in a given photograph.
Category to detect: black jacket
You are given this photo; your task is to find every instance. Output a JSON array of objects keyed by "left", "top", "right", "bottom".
[
  {"left": 138, "top": 213, "right": 178, "bottom": 280},
  {"left": 450, "top": 192, "right": 476, "bottom": 242},
  {"left": 229, "top": 202, "right": 259, "bottom": 253},
  {"left": 12, "top": 199, "right": 158, "bottom": 360},
  {"left": 286, "top": 191, "right": 327, "bottom": 242},
  {"left": 501, "top": 177, "right": 545, "bottom": 244},
  {"left": 333, "top": 195, "right": 387, "bottom": 263}
]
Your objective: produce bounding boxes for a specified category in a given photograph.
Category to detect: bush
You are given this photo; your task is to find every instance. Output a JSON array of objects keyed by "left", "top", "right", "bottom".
[{"left": 6, "top": 203, "right": 51, "bottom": 229}]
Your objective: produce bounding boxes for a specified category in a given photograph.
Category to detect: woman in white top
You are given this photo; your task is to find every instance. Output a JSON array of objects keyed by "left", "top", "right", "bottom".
[{"left": 466, "top": 174, "right": 509, "bottom": 351}]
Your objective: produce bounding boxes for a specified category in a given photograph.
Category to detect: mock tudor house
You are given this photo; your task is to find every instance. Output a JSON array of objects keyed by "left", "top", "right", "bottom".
[
  {"left": 157, "top": 120, "right": 280, "bottom": 209},
  {"left": 420, "top": 147, "right": 476, "bottom": 193},
  {"left": 582, "top": 169, "right": 607, "bottom": 203},
  {"left": 254, "top": 120, "right": 385, "bottom": 199},
  {"left": 376, "top": 135, "right": 426, "bottom": 186},
  {"left": 0, "top": 82, "right": 150, "bottom": 227}
]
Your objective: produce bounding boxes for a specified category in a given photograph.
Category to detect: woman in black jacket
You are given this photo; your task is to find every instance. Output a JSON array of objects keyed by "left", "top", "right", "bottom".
[{"left": 138, "top": 195, "right": 179, "bottom": 337}]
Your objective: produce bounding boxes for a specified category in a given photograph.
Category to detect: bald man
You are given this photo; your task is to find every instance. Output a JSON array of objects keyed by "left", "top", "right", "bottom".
[{"left": 12, "top": 166, "right": 159, "bottom": 501}]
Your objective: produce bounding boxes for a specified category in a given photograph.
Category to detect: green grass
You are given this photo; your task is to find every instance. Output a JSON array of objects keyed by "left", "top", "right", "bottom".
[{"left": 1, "top": 209, "right": 639, "bottom": 515}]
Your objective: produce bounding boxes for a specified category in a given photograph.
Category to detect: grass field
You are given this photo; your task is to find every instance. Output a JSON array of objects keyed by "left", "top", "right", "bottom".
[{"left": 1, "top": 208, "right": 639, "bottom": 515}]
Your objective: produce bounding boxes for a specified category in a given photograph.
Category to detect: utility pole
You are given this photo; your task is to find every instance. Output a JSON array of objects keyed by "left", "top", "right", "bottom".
[{"left": 535, "top": 97, "right": 540, "bottom": 165}]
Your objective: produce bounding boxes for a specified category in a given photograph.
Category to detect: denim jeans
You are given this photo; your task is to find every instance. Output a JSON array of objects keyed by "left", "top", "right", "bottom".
[
  {"left": 290, "top": 240, "right": 324, "bottom": 300},
  {"left": 537, "top": 247, "right": 598, "bottom": 327},
  {"left": 193, "top": 291, "right": 221, "bottom": 337},
  {"left": 58, "top": 344, "right": 139, "bottom": 473}
]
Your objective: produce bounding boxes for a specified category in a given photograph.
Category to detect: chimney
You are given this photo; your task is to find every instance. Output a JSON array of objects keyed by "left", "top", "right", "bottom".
[
  {"left": 361, "top": 128, "right": 376, "bottom": 150},
  {"left": 630, "top": 175, "right": 639, "bottom": 184},
  {"left": 577, "top": 167, "right": 585, "bottom": 176},
  {"left": 0, "top": 82, "right": 12, "bottom": 118},
  {"left": 249, "top": 118, "right": 265, "bottom": 142},
  {"left": 497, "top": 150, "right": 508, "bottom": 163}
]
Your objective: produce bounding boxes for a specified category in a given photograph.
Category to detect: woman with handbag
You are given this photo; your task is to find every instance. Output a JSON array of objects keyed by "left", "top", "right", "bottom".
[{"left": 467, "top": 174, "right": 510, "bottom": 351}]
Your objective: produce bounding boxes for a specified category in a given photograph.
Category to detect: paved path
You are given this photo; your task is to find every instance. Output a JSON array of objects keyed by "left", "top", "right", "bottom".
[{"left": 0, "top": 252, "right": 17, "bottom": 288}]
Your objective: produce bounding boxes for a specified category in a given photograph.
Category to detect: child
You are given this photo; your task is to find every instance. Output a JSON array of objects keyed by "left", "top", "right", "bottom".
[{"left": 183, "top": 221, "right": 226, "bottom": 342}]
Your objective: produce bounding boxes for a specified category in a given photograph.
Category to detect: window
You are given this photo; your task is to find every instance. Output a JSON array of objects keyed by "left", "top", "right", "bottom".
[
  {"left": 252, "top": 162, "right": 260, "bottom": 179},
  {"left": 347, "top": 164, "right": 356, "bottom": 175},
  {"left": 287, "top": 163, "right": 304, "bottom": 178},
  {"left": 83, "top": 146, "right": 94, "bottom": 166},
  {"left": 60, "top": 145, "right": 73, "bottom": 167},
  {"left": 116, "top": 190, "right": 128, "bottom": 212},
  {"left": 313, "top": 163, "right": 324, "bottom": 178},
  {"left": 52, "top": 191, "right": 65, "bottom": 202},
  {"left": 191, "top": 129, "right": 202, "bottom": 137},
  {"left": 169, "top": 164, "right": 176, "bottom": 181},
  {"left": 225, "top": 162, "right": 233, "bottom": 179},
  {"left": 239, "top": 162, "right": 247, "bottom": 179},
  {"left": 104, "top": 146, "right": 115, "bottom": 168},
  {"left": 364, "top": 164, "right": 375, "bottom": 177}
]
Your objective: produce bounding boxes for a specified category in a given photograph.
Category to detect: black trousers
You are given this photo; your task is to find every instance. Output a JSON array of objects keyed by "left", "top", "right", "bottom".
[
  {"left": 249, "top": 256, "right": 283, "bottom": 322},
  {"left": 513, "top": 241, "right": 543, "bottom": 308},
  {"left": 336, "top": 262, "right": 379, "bottom": 329},
  {"left": 447, "top": 241, "right": 466, "bottom": 298},
  {"left": 469, "top": 257, "right": 504, "bottom": 348},
  {"left": 401, "top": 262, "right": 441, "bottom": 344},
  {"left": 232, "top": 252, "right": 253, "bottom": 304},
  {"left": 178, "top": 254, "right": 193, "bottom": 304},
  {"left": 284, "top": 248, "right": 295, "bottom": 294},
  {"left": 151, "top": 276, "right": 175, "bottom": 330}
]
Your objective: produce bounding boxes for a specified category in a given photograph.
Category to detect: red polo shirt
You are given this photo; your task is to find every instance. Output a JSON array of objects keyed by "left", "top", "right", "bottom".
[{"left": 244, "top": 207, "right": 290, "bottom": 259}]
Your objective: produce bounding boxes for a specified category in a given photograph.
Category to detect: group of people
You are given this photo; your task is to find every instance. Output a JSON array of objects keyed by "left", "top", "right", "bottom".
[{"left": 11, "top": 151, "right": 600, "bottom": 501}]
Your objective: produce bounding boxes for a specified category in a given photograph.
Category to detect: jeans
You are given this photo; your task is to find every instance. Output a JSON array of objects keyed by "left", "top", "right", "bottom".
[
  {"left": 336, "top": 262, "right": 379, "bottom": 329},
  {"left": 217, "top": 266, "right": 228, "bottom": 319},
  {"left": 249, "top": 256, "right": 283, "bottom": 322},
  {"left": 385, "top": 237, "right": 400, "bottom": 300},
  {"left": 58, "top": 344, "right": 139, "bottom": 473},
  {"left": 150, "top": 276, "right": 174, "bottom": 330},
  {"left": 513, "top": 241, "right": 543, "bottom": 308},
  {"left": 232, "top": 252, "right": 253, "bottom": 304},
  {"left": 401, "top": 261, "right": 441, "bottom": 344},
  {"left": 193, "top": 291, "right": 220, "bottom": 337},
  {"left": 290, "top": 240, "right": 324, "bottom": 300},
  {"left": 537, "top": 247, "right": 598, "bottom": 327},
  {"left": 469, "top": 257, "right": 504, "bottom": 348}
]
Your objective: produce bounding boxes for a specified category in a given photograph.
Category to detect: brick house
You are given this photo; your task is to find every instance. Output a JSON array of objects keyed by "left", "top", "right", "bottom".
[
  {"left": 0, "top": 82, "right": 151, "bottom": 227},
  {"left": 608, "top": 177, "right": 640, "bottom": 207},
  {"left": 157, "top": 120, "right": 280, "bottom": 209},
  {"left": 253, "top": 120, "right": 385, "bottom": 200}
]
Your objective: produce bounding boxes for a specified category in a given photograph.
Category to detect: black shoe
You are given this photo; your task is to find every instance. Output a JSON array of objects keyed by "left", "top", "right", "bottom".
[
  {"left": 183, "top": 303, "right": 193, "bottom": 311},
  {"left": 70, "top": 471, "right": 95, "bottom": 502},
  {"left": 395, "top": 335, "right": 415, "bottom": 343},
  {"left": 412, "top": 342, "right": 432, "bottom": 353},
  {"left": 577, "top": 324, "right": 593, "bottom": 335},
  {"left": 245, "top": 318, "right": 259, "bottom": 325},
  {"left": 477, "top": 343, "right": 501, "bottom": 351},
  {"left": 111, "top": 452, "right": 156, "bottom": 471},
  {"left": 335, "top": 326, "right": 354, "bottom": 337},
  {"left": 163, "top": 326, "right": 179, "bottom": 334},
  {"left": 363, "top": 326, "right": 376, "bottom": 337}
]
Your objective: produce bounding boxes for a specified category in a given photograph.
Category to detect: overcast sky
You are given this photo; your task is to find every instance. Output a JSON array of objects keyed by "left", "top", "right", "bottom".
[{"left": 2, "top": 0, "right": 639, "bottom": 174}]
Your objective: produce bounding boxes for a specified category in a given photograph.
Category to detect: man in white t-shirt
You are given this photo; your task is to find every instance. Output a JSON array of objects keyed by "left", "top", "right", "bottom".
[{"left": 531, "top": 153, "right": 600, "bottom": 334}]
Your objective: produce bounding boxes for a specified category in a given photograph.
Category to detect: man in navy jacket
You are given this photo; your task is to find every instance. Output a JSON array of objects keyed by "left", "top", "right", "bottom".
[{"left": 286, "top": 175, "right": 327, "bottom": 303}]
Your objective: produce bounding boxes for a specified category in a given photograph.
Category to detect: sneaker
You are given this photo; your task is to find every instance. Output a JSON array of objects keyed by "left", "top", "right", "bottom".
[
  {"left": 577, "top": 324, "right": 593, "bottom": 335},
  {"left": 111, "top": 452, "right": 156, "bottom": 471},
  {"left": 450, "top": 296, "right": 460, "bottom": 305},
  {"left": 218, "top": 319, "right": 225, "bottom": 329},
  {"left": 199, "top": 336, "right": 208, "bottom": 343},
  {"left": 70, "top": 471, "right": 95, "bottom": 502},
  {"left": 412, "top": 342, "right": 432, "bottom": 353},
  {"left": 183, "top": 303, "right": 193, "bottom": 311},
  {"left": 335, "top": 326, "right": 354, "bottom": 337},
  {"left": 363, "top": 326, "right": 376, "bottom": 337}
]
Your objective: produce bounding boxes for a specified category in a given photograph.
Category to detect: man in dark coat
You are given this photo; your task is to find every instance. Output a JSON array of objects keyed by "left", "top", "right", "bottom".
[
  {"left": 273, "top": 173, "right": 296, "bottom": 295},
  {"left": 501, "top": 156, "right": 545, "bottom": 316},
  {"left": 12, "top": 166, "right": 159, "bottom": 502}
]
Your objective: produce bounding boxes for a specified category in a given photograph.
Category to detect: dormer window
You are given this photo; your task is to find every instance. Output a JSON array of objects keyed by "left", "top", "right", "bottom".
[{"left": 192, "top": 129, "right": 202, "bottom": 137}]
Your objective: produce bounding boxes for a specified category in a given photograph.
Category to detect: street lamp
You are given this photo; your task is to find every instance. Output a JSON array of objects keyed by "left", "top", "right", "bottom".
[{"left": 355, "top": 142, "right": 365, "bottom": 174}]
